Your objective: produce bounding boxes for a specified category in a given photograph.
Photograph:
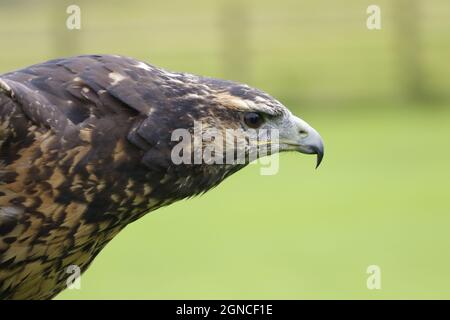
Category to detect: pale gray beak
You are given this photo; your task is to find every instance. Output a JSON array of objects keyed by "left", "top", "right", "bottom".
[
  {"left": 302, "top": 139, "right": 324, "bottom": 169},
  {"left": 290, "top": 115, "right": 325, "bottom": 168}
]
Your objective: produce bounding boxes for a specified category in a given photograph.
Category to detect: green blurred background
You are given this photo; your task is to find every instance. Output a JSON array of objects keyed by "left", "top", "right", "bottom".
[{"left": 1, "top": 0, "right": 449, "bottom": 299}]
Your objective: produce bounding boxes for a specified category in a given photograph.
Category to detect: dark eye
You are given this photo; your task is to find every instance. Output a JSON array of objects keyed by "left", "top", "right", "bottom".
[{"left": 244, "top": 112, "right": 264, "bottom": 129}]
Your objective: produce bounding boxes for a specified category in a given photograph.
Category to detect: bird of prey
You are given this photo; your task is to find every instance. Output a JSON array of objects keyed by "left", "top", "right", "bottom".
[{"left": 0, "top": 55, "right": 323, "bottom": 299}]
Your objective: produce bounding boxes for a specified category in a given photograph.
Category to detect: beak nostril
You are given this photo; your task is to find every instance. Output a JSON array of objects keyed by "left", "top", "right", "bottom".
[{"left": 299, "top": 130, "right": 308, "bottom": 138}]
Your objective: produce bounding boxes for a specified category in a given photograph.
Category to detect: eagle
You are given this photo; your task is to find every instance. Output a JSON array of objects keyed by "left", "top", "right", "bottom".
[{"left": 0, "top": 55, "right": 324, "bottom": 299}]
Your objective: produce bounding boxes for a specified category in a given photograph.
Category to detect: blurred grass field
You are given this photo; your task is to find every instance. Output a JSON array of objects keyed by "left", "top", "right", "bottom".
[{"left": 0, "top": 0, "right": 449, "bottom": 299}]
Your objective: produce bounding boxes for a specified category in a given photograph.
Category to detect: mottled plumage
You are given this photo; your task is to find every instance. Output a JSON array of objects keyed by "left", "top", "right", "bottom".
[{"left": 0, "top": 55, "right": 323, "bottom": 299}]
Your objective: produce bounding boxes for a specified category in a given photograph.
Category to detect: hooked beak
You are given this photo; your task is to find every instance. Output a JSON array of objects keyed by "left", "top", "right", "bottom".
[
  {"left": 311, "top": 143, "right": 324, "bottom": 169},
  {"left": 280, "top": 115, "right": 324, "bottom": 168},
  {"left": 298, "top": 127, "right": 324, "bottom": 169}
]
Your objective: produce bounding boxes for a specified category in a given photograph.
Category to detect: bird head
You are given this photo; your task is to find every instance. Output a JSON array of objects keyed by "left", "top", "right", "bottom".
[
  {"left": 195, "top": 78, "right": 325, "bottom": 169},
  {"left": 134, "top": 72, "right": 324, "bottom": 198}
]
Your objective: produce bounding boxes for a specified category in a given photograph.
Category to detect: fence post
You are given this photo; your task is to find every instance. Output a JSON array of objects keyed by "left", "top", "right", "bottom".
[
  {"left": 50, "top": 0, "right": 82, "bottom": 57},
  {"left": 392, "top": 0, "right": 427, "bottom": 102},
  {"left": 219, "top": 0, "right": 251, "bottom": 83}
]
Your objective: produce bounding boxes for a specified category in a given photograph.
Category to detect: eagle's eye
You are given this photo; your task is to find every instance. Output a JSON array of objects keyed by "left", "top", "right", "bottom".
[{"left": 243, "top": 112, "right": 264, "bottom": 129}]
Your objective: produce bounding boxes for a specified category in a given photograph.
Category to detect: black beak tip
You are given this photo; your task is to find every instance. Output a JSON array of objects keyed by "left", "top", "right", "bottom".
[
  {"left": 313, "top": 146, "right": 324, "bottom": 169},
  {"left": 315, "top": 153, "right": 323, "bottom": 169}
]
